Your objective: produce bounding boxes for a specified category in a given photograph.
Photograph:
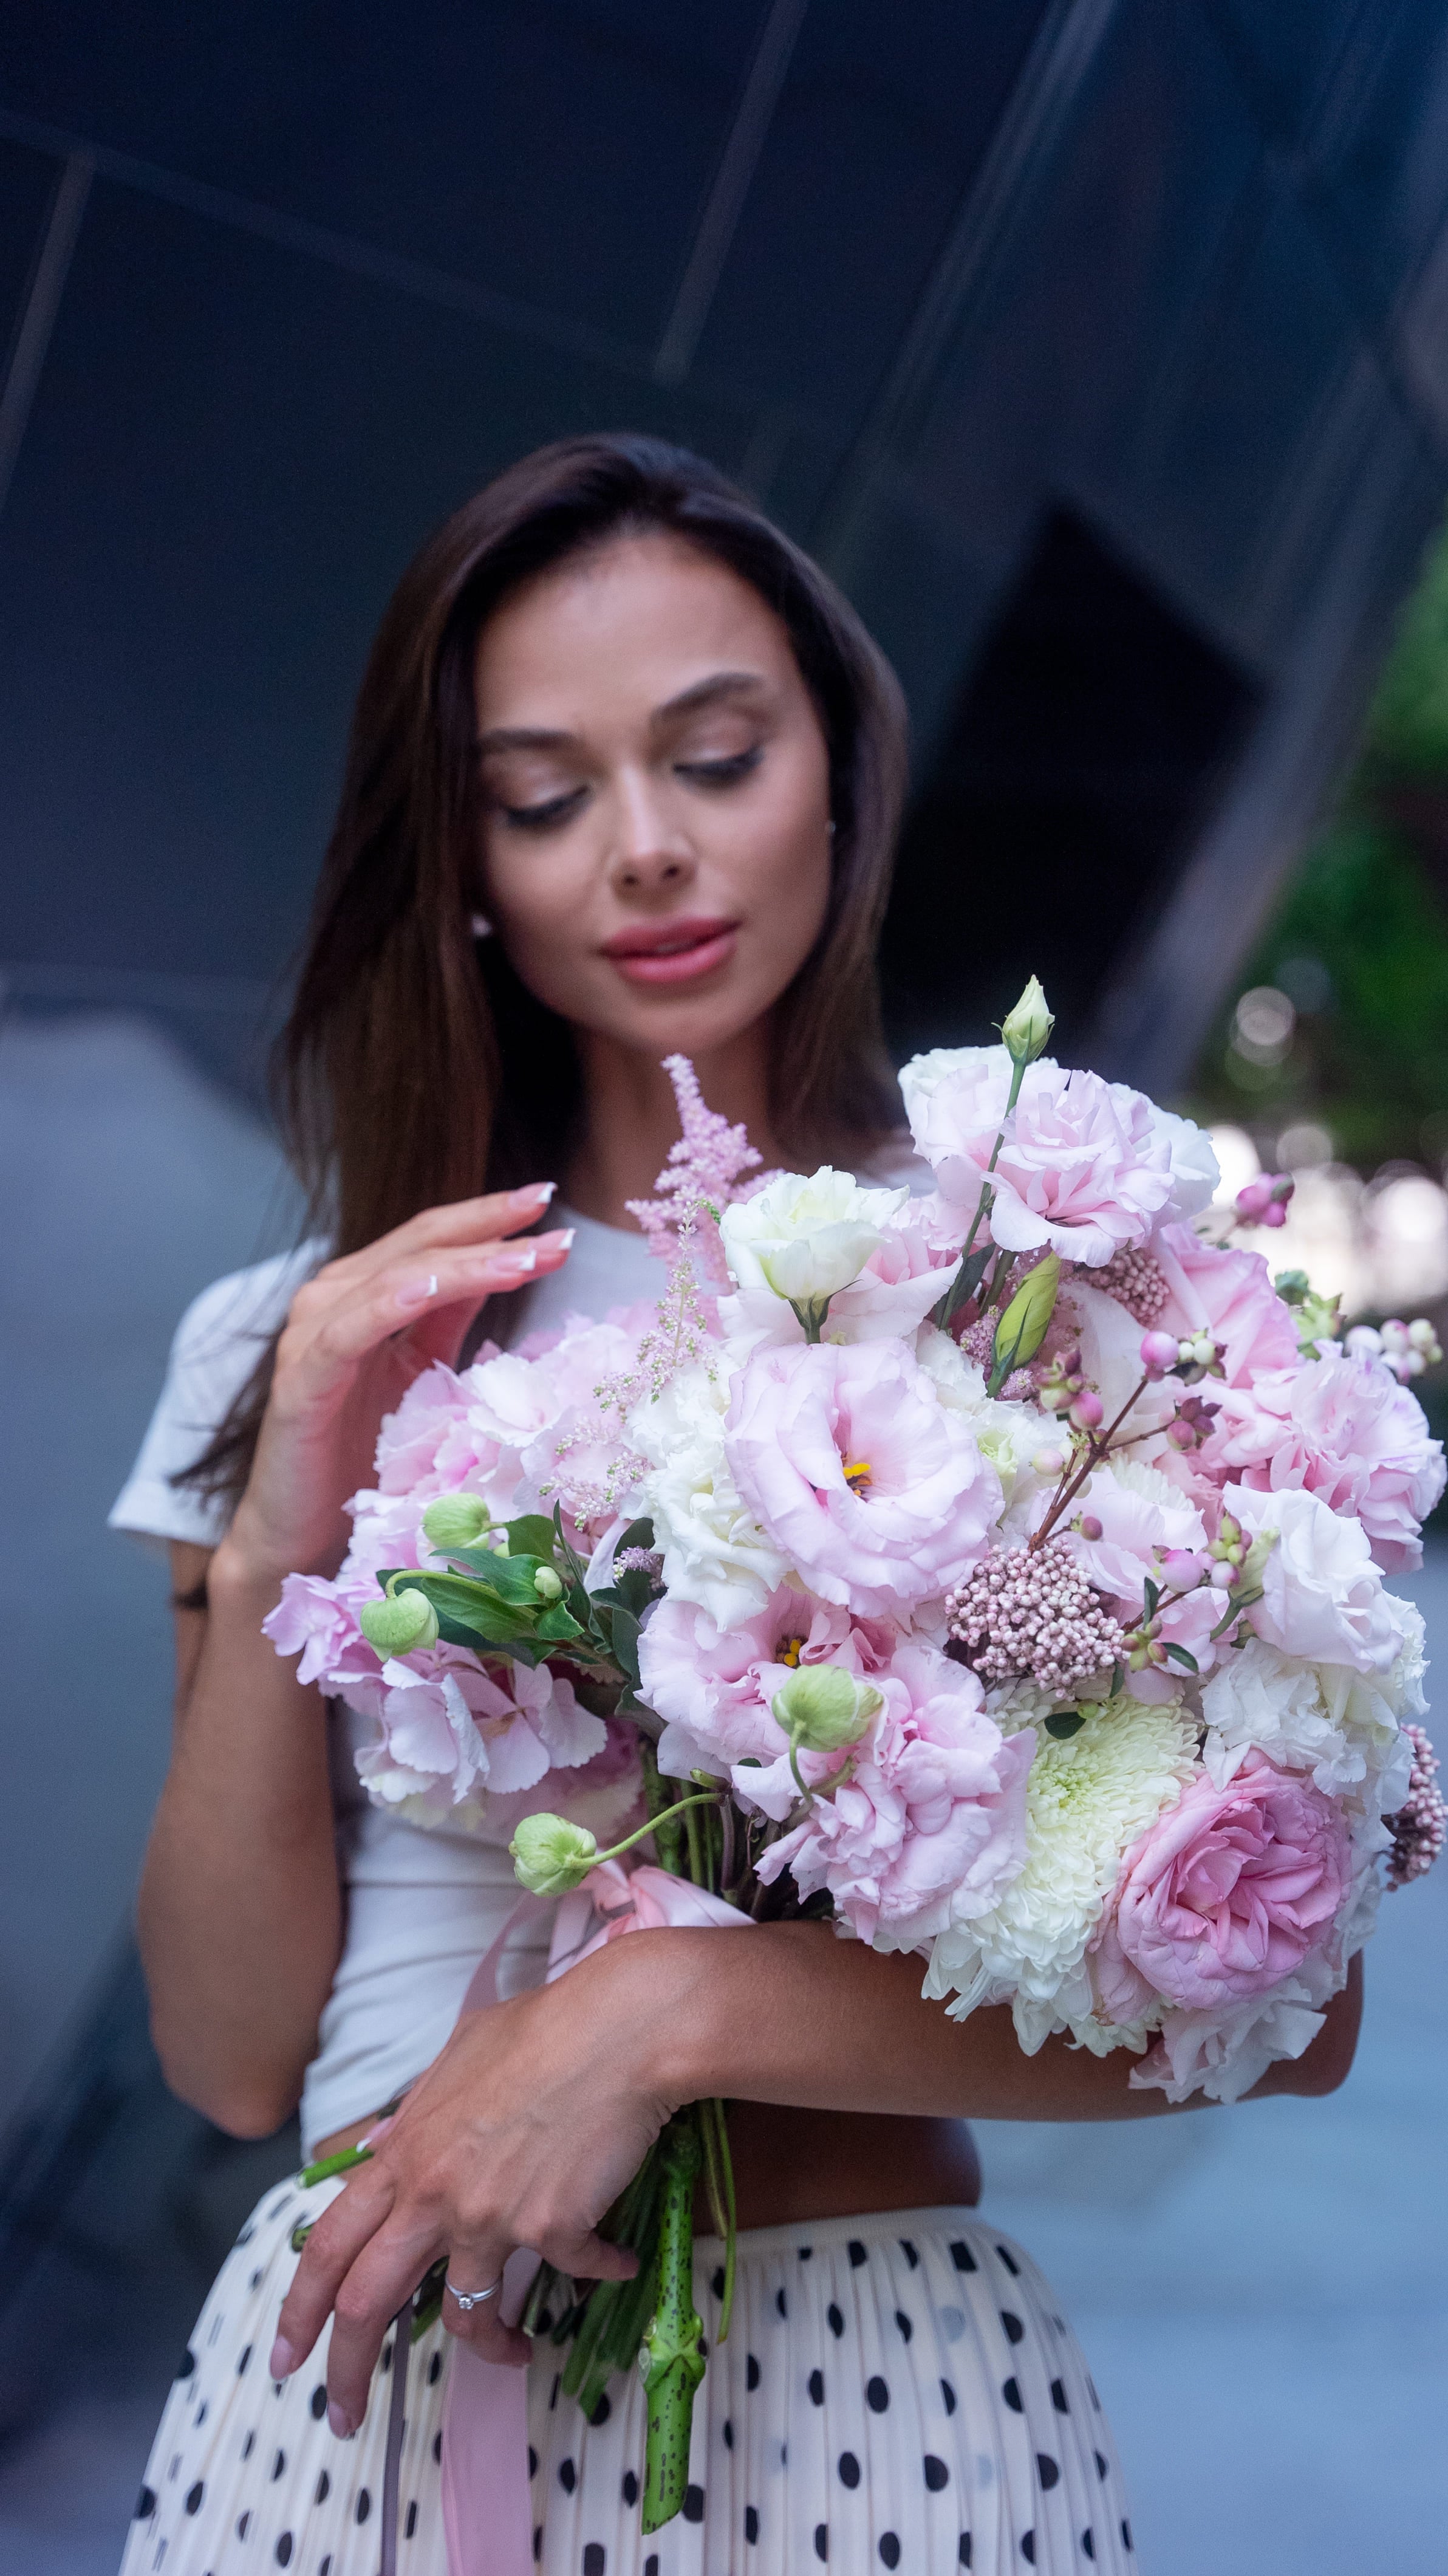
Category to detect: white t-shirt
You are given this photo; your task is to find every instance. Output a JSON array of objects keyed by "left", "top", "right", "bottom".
[{"left": 108, "top": 1211, "right": 663, "bottom": 2152}]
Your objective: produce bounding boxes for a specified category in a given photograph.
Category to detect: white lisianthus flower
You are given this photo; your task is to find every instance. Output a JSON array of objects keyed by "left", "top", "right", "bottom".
[
  {"left": 1200, "top": 1633, "right": 1407, "bottom": 1802},
  {"left": 720, "top": 1168, "right": 909, "bottom": 1314},
  {"left": 923, "top": 1696, "right": 1198, "bottom": 2055},
  {"left": 632, "top": 1355, "right": 788, "bottom": 1631},
  {"left": 1225, "top": 1481, "right": 1400, "bottom": 1675}
]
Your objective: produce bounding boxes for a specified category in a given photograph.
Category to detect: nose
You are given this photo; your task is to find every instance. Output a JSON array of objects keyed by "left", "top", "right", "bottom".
[{"left": 607, "top": 772, "right": 697, "bottom": 903}]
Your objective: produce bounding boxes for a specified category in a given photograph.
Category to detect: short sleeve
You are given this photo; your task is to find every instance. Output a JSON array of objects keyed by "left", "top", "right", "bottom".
[{"left": 109, "top": 1244, "right": 324, "bottom": 1550}]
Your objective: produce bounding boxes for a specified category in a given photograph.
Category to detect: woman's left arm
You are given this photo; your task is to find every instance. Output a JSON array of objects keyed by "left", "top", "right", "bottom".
[{"left": 276, "top": 1922, "right": 1362, "bottom": 2429}]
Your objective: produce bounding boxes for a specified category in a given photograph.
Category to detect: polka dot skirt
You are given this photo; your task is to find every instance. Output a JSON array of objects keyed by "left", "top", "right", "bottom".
[{"left": 121, "top": 2180, "right": 1136, "bottom": 2574}]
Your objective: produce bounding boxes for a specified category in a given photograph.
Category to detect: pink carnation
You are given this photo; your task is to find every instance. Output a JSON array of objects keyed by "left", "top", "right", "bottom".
[
  {"left": 1208, "top": 1348, "right": 1445, "bottom": 1574},
  {"left": 1093, "top": 1750, "right": 1351, "bottom": 2018},
  {"left": 920, "top": 1058, "right": 1177, "bottom": 1267},
  {"left": 753, "top": 1640, "right": 1034, "bottom": 1950},
  {"left": 1152, "top": 1224, "right": 1300, "bottom": 1386},
  {"left": 375, "top": 1360, "right": 502, "bottom": 1500},
  {"left": 724, "top": 1339, "right": 1001, "bottom": 1616}
]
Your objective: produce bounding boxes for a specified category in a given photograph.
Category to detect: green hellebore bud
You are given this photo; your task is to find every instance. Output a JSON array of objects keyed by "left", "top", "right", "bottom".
[
  {"left": 1000, "top": 974, "right": 1054, "bottom": 1065},
  {"left": 422, "top": 1493, "right": 491, "bottom": 1552},
  {"left": 990, "top": 1253, "right": 1061, "bottom": 1392},
  {"left": 358, "top": 1587, "right": 440, "bottom": 1656},
  {"left": 509, "top": 1812, "right": 599, "bottom": 1896},
  {"left": 533, "top": 1566, "right": 564, "bottom": 1603},
  {"left": 771, "top": 1665, "right": 883, "bottom": 1754}
]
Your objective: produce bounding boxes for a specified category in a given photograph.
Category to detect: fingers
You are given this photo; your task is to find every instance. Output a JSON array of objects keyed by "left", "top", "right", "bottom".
[
  {"left": 442, "top": 2269, "right": 530, "bottom": 2371},
  {"left": 315, "top": 1182, "right": 559, "bottom": 1292},
  {"left": 321, "top": 2216, "right": 462, "bottom": 2426},
  {"left": 537, "top": 2228, "right": 640, "bottom": 2286},
  {"left": 272, "top": 2165, "right": 398, "bottom": 2377},
  {"left": 281, "top": 1231, "right": 574, "bottom": 1396}
]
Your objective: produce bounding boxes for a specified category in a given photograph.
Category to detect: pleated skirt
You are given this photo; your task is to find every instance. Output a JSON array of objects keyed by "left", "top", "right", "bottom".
[{"left": 120, "top": 2174, "right": 1136, "bottom": 2574}]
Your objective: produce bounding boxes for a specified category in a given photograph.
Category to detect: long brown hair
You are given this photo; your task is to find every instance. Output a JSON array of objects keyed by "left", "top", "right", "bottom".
[{"left": 184, "top": 431, "right": 909, "bottom": 1512}]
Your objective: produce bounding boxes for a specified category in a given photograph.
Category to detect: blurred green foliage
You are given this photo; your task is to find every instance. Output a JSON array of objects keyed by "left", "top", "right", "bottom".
[{"left": 1184, "top": 520, "right": 1448, "bottom": 1175}]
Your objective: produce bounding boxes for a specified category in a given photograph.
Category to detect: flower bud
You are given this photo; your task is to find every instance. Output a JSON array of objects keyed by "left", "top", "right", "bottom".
[
  {"left": 1159, "top": 1548, "right": 1207, "bottom": 1586},
  {"left": 1409, "top": 1317, "right": 1439, "bottom": 1351},
  {"left": 1069, "top": 1388, "right": 1103, "bottom": 1431},
  {"left": 421, "top": 1493, "right": 491, "bottom": 1552},
  {"left": 772, "top": 1665, "right": 882, "bottom": 1754},
  {"left": 1139, "top": 1329, "right": 1180, "bottom": 1380},
  {"left": 533, "top": 1566, "right": 564, "bottom": 1603},
  {"left": 1032, "top": 1442, "right": 1069, "bottom": 1476},
  {"left": 359, "top": 1587, "right": 439, "bottom": 1656},
  {"left": 1000, "top": 974, "right": 1055, "bottom": 1065},
  {"left": 509, "top": 1813, "right": 599, "bottom": 1896},
  {"left": 1209, "top": 1559, "right": 1237, "bottom": 1589},
  {"left": 989, "top": 1253, "right": 1061, "bottom": 1388},
  {"left": 1076, "top": 1513, "right": 1104, "bottom": 1541}
]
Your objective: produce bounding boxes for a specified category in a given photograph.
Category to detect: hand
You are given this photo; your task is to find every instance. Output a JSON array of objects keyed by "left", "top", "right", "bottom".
[
  {"left": 269, "top": 1935, "right": 681, "bottom": 2427},
  {"left": 221, "top": 1183, "right": 572, "bottom": 1587}
]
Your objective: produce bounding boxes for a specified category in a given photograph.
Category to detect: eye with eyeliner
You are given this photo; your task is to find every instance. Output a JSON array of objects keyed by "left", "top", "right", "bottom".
[{"left": 674, "top": 744, "right": 764, "bottom": 788}]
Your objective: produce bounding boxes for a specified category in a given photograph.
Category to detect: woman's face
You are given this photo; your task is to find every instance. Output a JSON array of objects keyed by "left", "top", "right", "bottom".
[{"left": 473, "top": 532, "right": 833, "bottom": 1059}]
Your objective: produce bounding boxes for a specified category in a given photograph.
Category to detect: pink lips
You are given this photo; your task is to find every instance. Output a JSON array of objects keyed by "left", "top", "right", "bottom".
[{"left": 601, "top": 916, "right": 740, "bottom": 986}]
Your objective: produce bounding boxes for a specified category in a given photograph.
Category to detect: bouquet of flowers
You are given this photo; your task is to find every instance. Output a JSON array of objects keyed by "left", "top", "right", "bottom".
[{"left": 268, "top": 979, "right": 1446, "bottom": 2532}]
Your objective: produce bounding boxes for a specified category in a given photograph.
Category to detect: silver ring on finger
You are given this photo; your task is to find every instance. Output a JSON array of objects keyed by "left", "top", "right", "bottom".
[{"left": 445, "top": 2273, "right": 504, "bottom": 2314}]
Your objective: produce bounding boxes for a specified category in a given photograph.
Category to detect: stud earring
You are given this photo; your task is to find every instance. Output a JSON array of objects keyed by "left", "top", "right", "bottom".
[{"left": 471, "top": 912, "right": 494, "bottom": 939}]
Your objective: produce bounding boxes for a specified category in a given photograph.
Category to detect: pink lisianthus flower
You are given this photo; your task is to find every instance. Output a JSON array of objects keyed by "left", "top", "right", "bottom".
[
  {"left": 1223, "top": 1480, "right": 1400, "bottom": 1675},
  {"left": 1207, "top": 1348, "right": 1445, "bottom": 1574},
  {"left": 928, "top": 1058, "right": 1178, "bottom": 1267},
  {"left": 1056, "top": 1470, "right": 1221, "bottom": 1696},
  {"left": 1091, "top": 1750, "right": 1351, "bottom": 2019},
  {"left": 355, "top": 1651, "right": 607, "bottom": 1818},
  {"left": 638, "top": 1581, "right": 898, "bottom": 1818},
  {"left": 724, "top": 1339, "right": 1002, "bottom": 1617},
  {"left": 753, "top": 1640, "right": 1034, "bottom": 1950},
  {"left": 1152, "top": 1223, "right": 1300, "bottom": 1386}
]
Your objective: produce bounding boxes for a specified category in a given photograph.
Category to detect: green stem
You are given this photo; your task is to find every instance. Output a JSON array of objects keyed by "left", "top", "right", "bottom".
[
  {"left": 936, "top": 1057, "right": 1026, "bottom": 1329},
  {"left": 641, "top": 2122, "right": 705, "bottom": 2535},
  {"left": 592, "top": 1792, "right": 719, "bottom": 1873},
  {"left": 700, "top": 2098, "right": 737, "bottom": 2345},
  {"left": 299, "top": 2140, "right": 373, "bottom": 2188}
]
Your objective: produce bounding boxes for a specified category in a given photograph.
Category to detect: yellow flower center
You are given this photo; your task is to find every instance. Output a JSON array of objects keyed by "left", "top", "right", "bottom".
[
  {"left": 776, "top": 1634, "right": 806, "bottom": 1667},
  {"left": 842, "top": 1458, "right": 873, "bottom": 1494}
]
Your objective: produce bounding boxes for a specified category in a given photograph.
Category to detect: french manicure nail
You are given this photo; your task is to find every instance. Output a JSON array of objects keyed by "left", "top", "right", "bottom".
[
  {"left": 506, "top": 1247, "right": 537, "bottom": 1273},
  {"left": 327, "top": 2399, "right": 356, "bottom": 2439},
  {"left": 268, "top": 2335, "right": 296, "bottom": 2379},
  {"left": 395, "top": 1276, "right": 439, "bottom": 1311},
  {"left": 535, "top": 1180, "right": 557, "bottom": 1202},
  {"left": 553, "top": 1229, "right": 575, "bottom": 1250}
]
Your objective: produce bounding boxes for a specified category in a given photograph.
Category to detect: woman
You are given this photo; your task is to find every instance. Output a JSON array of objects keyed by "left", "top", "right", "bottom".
[{"left": 114, "top": 434, "right": 1358, "bottom": 2575}]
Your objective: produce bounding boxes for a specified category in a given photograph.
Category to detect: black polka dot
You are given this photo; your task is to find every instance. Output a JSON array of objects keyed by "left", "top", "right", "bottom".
[
  {"left": 1122, "top": 2519, "right": 1134, "bottom": 2552},
  {"left": 250, "top": 2267, "right": 264, "bottom": 2289},
  {"left": 941, "top": 2378, "right": 957, "bottom": 2414},
  {"left": 621, "top": 2469, "right": 638, "bottom": 2506},
  {"left": 838, "top": 2452, "right": 861, "bottom": 2489},
  {"left": 644, "top": 2560, "right": 659, "bottom": 2576},
  {"left": 683, "top": 2485, "right": 705, "bottom": 2523},
  {"left": 827, "top": 2303, "right": 845, "bottom": 2338},
  {"left": 380, "top": 2341, "right": 393, "bottom": 2374},
  {"left": 405, "top": 2503, "right": 418, "bottom": 2539},
  {"left": 134, "top": 2486, "right": 157, "bottom": 2520},
  {"left": 797, "top": 2244, "right": 814, "bottom": 2259},
  {"left": 745, "top": 2505, "right": 759, "bottom": 2543},
  {"left": 949, "top": 2241, "right": 977, "bottom": 2273},
  {"left": 746, "top": 2354, "right": 762, "bottom": 2390},
  {"left": 559, "top": 2459, "right": 576, "bottom": 2493},
  {"left": 721, "top": 2417, "right": 734, "bottom": 2450},
  {"left": 1036, "top": 2454, "right": 1060, "bottom": 2490},
  {"left": 550, "top": 2374, "right": 561, "bottom": 2412},
  {"left": 996, "top": 2245, "right": 1020, "bottom": 2276},
  {"left": 355, "top": 2489, "right": 371, "bottom": 2524},
  {"left": 924, "top": 2455, "right": 949, "bottom": 2491},
  {"left": 1020, "top": 2535, "right": 1035, "bottom": 2566},
  {"left": 780, "top": 2442, "right": 789, "bottom": 2467},
  {"left": 880, "top": 2540, "right": 901, "bottom": 2569},
  {"left": 1001, "top": 2311, "right": 1024, "bottom": 2344},
  {"left": 433, "top": 2431, "right": 443, "bottom": 2464},
  {"left": 814, "top": 2526, "right": 829, "bottom": 2562},
  {"left": 271, "top": 2449, "right": 286, "bottom": 2479},
  {"left": 314, "top": 2471, "right": 330, "bottom": 2506},
  {"left": 194, "top": 2402, "right": 208, "bottom": 2427},
  {"left": 534, "top": 2535, "right": 543, "bottom": 2566},
  {"left": 895, "top": 2310, "right": 913, "bottom": 2342},
  {"left": 241, "top": 2432, "right": 255, "bottom": 2460},
  {"left": 589, "top": 2393, "right": 612, "bottom": 2428},
  {"left": 184, "top": 2480, "right": 204, "bottom": 2515},
  {"left": 1095, "top": 2450, "right": 1108, "bottom": 2480},
  {"left": 237, "top": 2345, "right": 253, "bottom": 2376},
  {"left": 899, "top": 2238, "right": 919, "bottom": 2268},
  {"left": 1088, "top": 2376, "right": 1102, "bottom": 2411},
  {"left": 710, "top": 2264, "right": 726, "bottom": 2299},
  {"left": 958, "top": 2540, "right": 972, "bottom": 2567},
  {"left": 1002, "top": 2377, "right": 1022, "bottom": 2413},
  {"left": 808, "top": 2369, "right": 825, "bottom": 2405},
  {"left": 236, "top": 2223, "right": 255, "bottom": 2244},
  {"left": 176, "top": 2349, "right": 196, "bottom": 2380},
  {"left": 866, "top": 2376, "right": 890, "bottom": 2413},
  {"left": 847, "top": 2239, "right": 868, "bottom": 2267},
  {"left": 1082, "top": 2532, "right": 1096, "bottom": 2561},
  {"left": 309, "top": 2385, "right": 326, "bottom": 2420},
  {"left": 429, "top": 2349, "right": 443, "bottom": 2384},
  {"left": 275, "top": 2539, "right": 293, "bottom": 2568},
  {"left": 772, "top": 2286, "right": 786, "bottom": 2320},
  {"left": 528, "top": 2447, "right": 539, "bottom": 2480},
  {"left": 236, "top": 2515, "right": 250, "bottom": 2541},
  {"left": 320, "top": 2559, "right": 332, "bottom": 2575},
  {"left": 583, "top": 2547, "right": 606, "bottom": 2575},
  {"left": 1051, "top": 2378, "right": 1070, "bottom": 2414}
]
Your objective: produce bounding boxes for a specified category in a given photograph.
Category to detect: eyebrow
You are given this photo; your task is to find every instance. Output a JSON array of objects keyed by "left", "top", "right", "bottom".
[{"left": 474, "top": 668, "right": 770, "bottom": 756}]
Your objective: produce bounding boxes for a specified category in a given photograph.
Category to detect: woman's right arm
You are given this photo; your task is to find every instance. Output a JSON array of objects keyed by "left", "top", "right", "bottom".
[{"left": 136, "top": 1184, "right": 572, "bottom": 2138}]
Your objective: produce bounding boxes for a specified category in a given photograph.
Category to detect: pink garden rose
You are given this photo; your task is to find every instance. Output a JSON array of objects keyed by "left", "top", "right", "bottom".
[
  {"left": 1207, "top": 1348, "right": 1445, "bottom": 1574},
  {"left": 724, "top": 1338, "right": 1001, "bottom": 1615},
  {"left": 1152, "top": 1224, "right": 1300, "bottom": 1386},
  {"left": 375, "top": 1358, "right": 503, "bottom": 1499},
  {"left": 1092, "top": 1750, "right": 1351, "bottom": 2019},
  {"left": 752, "top": 1639, "right": 1034, "bottom": 1950},
  {"left": 904, "top": 1050, "right": 1178, "bottom": 1267}
]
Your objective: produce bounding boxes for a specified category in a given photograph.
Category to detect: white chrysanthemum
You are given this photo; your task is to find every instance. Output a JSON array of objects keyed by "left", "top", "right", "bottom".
[
  {"left": 632, "top": 1356, "right": 788, "bottom": 1631},
  {"left": 914, "top": 1326, "right": 1057, "bottom": 1533},
  {"left": 1200, "top": 1634, "right": 1407, "bottom": 1803},
  {"left": 923, "top": 1696, "right": 1198, "bottom": 2054}
]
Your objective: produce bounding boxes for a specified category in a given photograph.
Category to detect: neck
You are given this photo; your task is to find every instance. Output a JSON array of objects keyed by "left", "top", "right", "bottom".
[{"left": 562, "top": 1024, "right": 789, "bottom": 1230}]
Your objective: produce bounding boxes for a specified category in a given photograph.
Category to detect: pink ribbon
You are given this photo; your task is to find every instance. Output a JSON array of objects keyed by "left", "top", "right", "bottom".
[{"left": 439, "top": 1859, "right": 751, "bottom": 2575}]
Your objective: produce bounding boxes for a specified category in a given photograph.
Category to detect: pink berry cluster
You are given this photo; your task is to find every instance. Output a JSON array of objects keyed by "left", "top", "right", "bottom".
[
  {"left": 1235, "top": 1172, "right": 1294, "bottom": 1229},
  {"left": 1384, "top": 1722, "right": 1447, "bottom": 1889},
  {"left": 1085, "top": 1244, "right": 1170, "bottom": 1324},
  {"left": 945, "top": 1539, "right": 1127, "bottom": 1694}
]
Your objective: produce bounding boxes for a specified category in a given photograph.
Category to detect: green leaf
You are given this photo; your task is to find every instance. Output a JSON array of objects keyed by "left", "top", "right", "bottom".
[
  {"left": 392, "top": 1571, "right": 536, "bottom": 1644},
  {"left": 534, "top": 1601, "right": 585, "bottom": 1643},
  {"left": 1162, "top": 1642, "right": 1200, "bottom": 1672},
  {"left": 1142, "top": 1575, "right": 1160, "bottom": 1619},
  {"left": 506, "top": 1514, "right": 559, "bottom": 1561},
  {"left": 1043, "top": 1710, "right": 1085, "bottom": 1740},
  {"left": 608, "top": 1603, "right": 641, "bottom": 1690}
]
